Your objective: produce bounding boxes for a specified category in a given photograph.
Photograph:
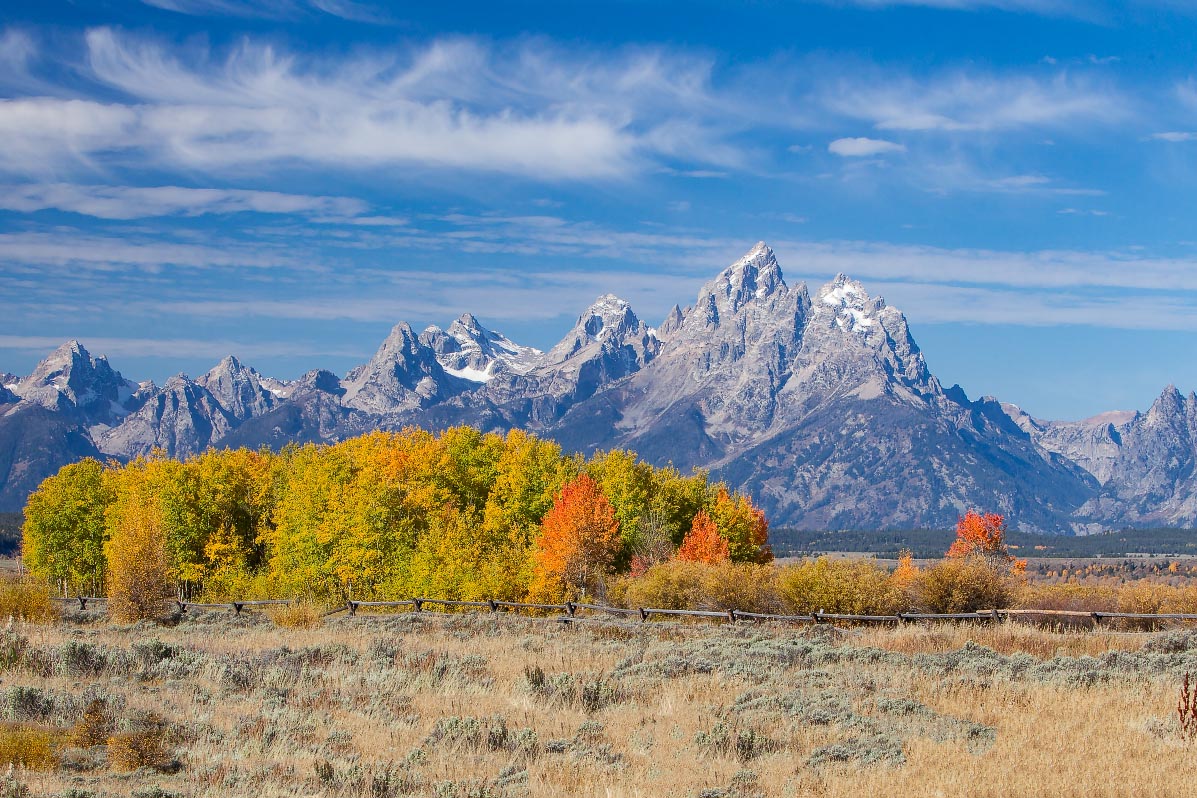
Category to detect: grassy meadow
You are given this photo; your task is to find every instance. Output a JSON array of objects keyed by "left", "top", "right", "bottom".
[{"left": 4, "top": 604, "right": 1197, "bottom": 798}]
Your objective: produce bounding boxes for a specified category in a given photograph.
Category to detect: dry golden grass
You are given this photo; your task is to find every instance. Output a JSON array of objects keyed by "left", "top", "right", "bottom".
[
  {"left": 854, "top": 621, "right": 1151, "bottom": 658},
  {"left": 4, "top": 609, "right": 1197, "bottom": 796},
  {"left": 267, "top": 601, "right": 324, "bottom": 629}
]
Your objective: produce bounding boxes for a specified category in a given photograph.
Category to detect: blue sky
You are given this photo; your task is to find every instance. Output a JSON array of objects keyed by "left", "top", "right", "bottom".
[{"left": 2, "top": 0, "right": 1197, "bottom": 420}]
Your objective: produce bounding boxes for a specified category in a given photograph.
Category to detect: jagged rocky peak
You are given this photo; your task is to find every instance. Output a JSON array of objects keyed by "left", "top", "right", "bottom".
[
  {"left": 342, "top": 321, "right": 465, "bottom": 413},
  {"left": 12, "top": 339, "right": 138, "bottom": 418},
  {"left": 685, "top": 242, "right": 797, "bottom": 333},
  {"left": 657, "top": 304, "right": 686, "bottom": 338},
  {"left": 723, "top": 241, "right": 784, "bottom": 303},
  {"left": 545, "top": 294, "right": 654, "bottom": 364},
  {"left": 98, "top": 372, "right": 235, "bottom": 460},
  {"left": 292, "top": 368, "right": 345, "bottom": 397},
  {"left": 422, "top": 313, "right": 541, "bottom": 382},
  {"left": 716, "top": 242, "right": 784, "bottom": 310},
  {"left": 1144, "top": 384, "right": 1191, "bottom": 426},
  {"left": 197, "top": 354, "right": 277, "bottom": 422},
  {"left": 781, "top": 273, "right": 938, "bottom": 405},
  {"left": 813, "top": 273, "right": 890, "bottom": 333}
]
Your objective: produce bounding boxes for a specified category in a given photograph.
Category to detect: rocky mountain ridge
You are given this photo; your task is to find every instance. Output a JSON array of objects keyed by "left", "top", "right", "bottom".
[{"left": 3, "top": 242, "right": 1196, "bottom": 533}]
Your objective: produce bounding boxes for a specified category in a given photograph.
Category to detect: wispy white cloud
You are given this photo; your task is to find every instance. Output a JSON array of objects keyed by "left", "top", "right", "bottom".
[
  {"left": 828, "top": 137, "right": 906, "bottom": 156},
  {"left": 0, "top": 26, "right": 1142, "bottom": 191},
  {"left": 0, "top": 231, "right": 303, "bottom": 271},
  {"left": 824, "top": 0, "right": 1080, "bottom": 10},
  {"left": 0, "top": 29, "right": 35, "bottom": 78},
  {"left": 0, "top": 183, "right": 368, "bottom": 219},
  {"left": 141, "top": 0, "right": 390, "bottom": 23},
  {"left": 0, "top": 29, "right": 762, "bottom": 181},
  {"left": 1151, "top": 131, "right": 1197, "bottom": 142},
  {"left": 908, "top": 158, "right": 1106, "bottom": 196},
  {"left": 0, "top": 334, "right": 366, "bottom": 361},
  {"left": 873, "top": 283, "right": 1197, "bottom": 331},
  {"left": 821, "top": 71, "right": 1127, "bottom": 132}
]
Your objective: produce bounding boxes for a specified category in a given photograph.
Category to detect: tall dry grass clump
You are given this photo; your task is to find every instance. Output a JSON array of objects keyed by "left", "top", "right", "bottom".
[
  {"left": 0, "top": 577, "right": 57, "bottom": 623},
  {"left": 267, "top": 601, "right": 324, "bottom": 629}
]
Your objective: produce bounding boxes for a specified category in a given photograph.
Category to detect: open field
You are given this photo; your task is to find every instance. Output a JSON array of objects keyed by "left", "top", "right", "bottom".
[
  {"left": 5, "top": 609, "right": 1197, "bottom": 797},
  {"left": 774, "top": 527, "right": 1197, "bottom": 559}
]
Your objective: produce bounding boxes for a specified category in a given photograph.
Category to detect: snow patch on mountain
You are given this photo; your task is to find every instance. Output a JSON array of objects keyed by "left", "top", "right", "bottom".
[{"left": 422, "top": 313, "right": 541, "bottom": 383}]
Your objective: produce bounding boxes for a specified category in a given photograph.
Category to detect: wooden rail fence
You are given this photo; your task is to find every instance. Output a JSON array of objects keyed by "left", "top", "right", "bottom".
[{"left": 47, "top": 595, "right": 1197, "bottom": 628}]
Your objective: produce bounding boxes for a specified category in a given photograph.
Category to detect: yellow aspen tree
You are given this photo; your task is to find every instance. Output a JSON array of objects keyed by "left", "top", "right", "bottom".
[{"left": 105, "top": 469, "right": 173, "bottom": 622}]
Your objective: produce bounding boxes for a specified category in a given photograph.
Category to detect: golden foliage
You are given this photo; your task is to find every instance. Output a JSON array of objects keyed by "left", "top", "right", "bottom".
[
  {"left": 912, "top": 556, "right": 1014, "bottom": 613},
  {"left": 777, "top": 557, "right": 908, "bottom": 616},
  {"left": 890, "top": 549, "right": 919, "bottom": 591},
  {"left": 0, "top": 723, "right": 57, "bottom": 770},
  {"left": 708, "top": 487, "right": 772, "bottom": 564},
  {"left": 107, "top": 730, "right": 169, "bottom": 772},
  {"left": 26, "top": 426, "right": 772, "bottom": 606},
  {"left": 0, "top": 577, "right": 56, "bottom": 623},
  {"left": 105, "top": 469, "right": 174, "bottom": 623},
  {"left": 612, "top": 560, "right": 780, "bottom": 614},
  {"left": 69, "top": 700, "right": 116, "bottom": 748}
]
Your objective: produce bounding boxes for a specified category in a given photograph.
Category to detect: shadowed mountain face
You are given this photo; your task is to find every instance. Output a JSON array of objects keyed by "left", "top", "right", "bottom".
[{"left": 2, "top": 242, "right": 1195, "bottom": 533}]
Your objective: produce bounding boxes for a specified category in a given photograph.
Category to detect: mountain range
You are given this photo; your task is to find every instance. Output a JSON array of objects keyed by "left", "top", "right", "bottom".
[{"left": 3, "top": 242, "right": 1195, "bottom": 534}]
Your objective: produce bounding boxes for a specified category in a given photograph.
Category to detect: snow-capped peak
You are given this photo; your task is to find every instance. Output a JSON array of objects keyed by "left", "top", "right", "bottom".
[
  {"left": 721, "top": 242, "right": 784, "bottom": 300},
  {"left": 542, "top": 294, "right": 656, "bottom": 366},
  {"left": 815, "top": 274, "right": 886, "bottom": 332},
  {"left": 423, "top": 313, "right": 541, "bottom": 383},
  {"left": 13, "top": 339, "right": 138, "bottom": 419}
]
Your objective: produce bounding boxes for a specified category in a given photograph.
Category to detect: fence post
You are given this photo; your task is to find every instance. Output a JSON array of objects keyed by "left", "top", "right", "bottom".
[
  {"left": 1092, "top": 612, "right": 1102, "bottom": 629},
  {"left": 815, "top": 609, "right": 825, "bottom": 624}
]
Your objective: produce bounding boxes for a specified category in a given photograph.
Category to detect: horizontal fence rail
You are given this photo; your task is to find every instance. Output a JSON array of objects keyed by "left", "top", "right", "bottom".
[{"left": 43, "top": 594, "right": 1197, "bottom": 628}]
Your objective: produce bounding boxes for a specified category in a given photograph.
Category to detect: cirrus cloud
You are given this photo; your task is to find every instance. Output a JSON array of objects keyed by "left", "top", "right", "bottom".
[{"left": 828, "top": 136, "right": 907, "bottom": 156}]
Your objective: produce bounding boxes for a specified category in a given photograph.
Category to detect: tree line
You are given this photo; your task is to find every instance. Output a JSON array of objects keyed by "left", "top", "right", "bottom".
[{"left": 21, "top": 427, "right": 771, "bottom": 616}]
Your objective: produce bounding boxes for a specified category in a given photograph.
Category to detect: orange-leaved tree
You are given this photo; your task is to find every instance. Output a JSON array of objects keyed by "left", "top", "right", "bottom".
[
  {"left": 709, "top": 487, "right": 773, "bottom": 564},
  {"left": 947, "top": 509, "right": 1026, "bottom": 573},
  {"left": 528, "top": 474, "right": 621, "bottom": 601},
  {"left": 675, "top": 511, "right": 730, "bottom": 564}
]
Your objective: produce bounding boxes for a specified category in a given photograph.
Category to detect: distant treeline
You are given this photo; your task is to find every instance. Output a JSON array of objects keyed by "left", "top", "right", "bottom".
[
  {"left": 773, "top": 526, "right": 1197, "bottom": 559},
  {"left": 0, "top": 512, "right": 19, "bottom": 557}
]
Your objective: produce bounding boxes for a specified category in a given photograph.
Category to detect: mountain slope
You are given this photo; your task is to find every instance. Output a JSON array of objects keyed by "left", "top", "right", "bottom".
[
  {"left": 548, "top": 244, "right": 1098, "bottom": 531},
  {"left": 3, "top": 241, "right": 1197, "bottom": 532}
]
